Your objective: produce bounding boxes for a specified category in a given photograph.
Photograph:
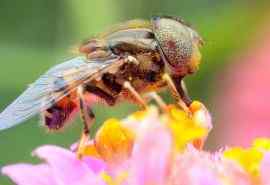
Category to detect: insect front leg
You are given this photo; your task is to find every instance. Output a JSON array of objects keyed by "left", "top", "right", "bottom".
[
  {"left": 172, "top": 76, "right": 192, "bottom": 106},
  {"left": 162, "top": 73, "right": 191, "bottom": 114}
]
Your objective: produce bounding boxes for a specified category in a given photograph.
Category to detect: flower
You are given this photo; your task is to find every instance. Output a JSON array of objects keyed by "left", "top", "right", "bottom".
[
  {"left": 2, "top": 101, "right": 270, "bottom": 185},
  {"left": 2, "top": 145, "right": 107, "bottom": 185}
]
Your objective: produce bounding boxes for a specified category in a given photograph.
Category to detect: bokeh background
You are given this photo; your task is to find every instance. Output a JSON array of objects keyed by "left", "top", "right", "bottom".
[{"left": 1, "top": 0, "right": 270, "bottom": 184}]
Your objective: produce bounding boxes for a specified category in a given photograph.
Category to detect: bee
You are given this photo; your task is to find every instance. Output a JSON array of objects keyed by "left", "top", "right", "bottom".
[{"left": 0, "top": 16, "right": 203, "bottom": 154}]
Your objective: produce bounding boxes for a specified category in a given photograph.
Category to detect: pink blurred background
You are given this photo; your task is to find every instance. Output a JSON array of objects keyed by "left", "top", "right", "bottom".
[{"left": 213, "top": 20, "right": 270, "bottom": 148}]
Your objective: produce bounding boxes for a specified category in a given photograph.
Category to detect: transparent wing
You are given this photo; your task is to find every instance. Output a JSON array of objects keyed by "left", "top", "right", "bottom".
[{"left": 0, "top": 56, "right": 122, "bottom": 130}]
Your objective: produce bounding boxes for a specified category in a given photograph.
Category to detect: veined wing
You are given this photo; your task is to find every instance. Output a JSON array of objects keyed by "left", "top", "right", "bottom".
[{"left": 0, "top": 56, "right": 123, "bottom": 130}]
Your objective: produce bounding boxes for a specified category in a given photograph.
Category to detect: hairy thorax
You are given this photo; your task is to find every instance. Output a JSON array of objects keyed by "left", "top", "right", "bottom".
[{"left": 86, "top": 51, "right": 165, "bottom": 104}]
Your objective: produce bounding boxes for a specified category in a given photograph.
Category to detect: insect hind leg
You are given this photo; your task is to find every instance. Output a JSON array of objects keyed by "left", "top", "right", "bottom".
[
  {"left": 77, "top": 86, "right": 96, "bottom": 159},
  {"left": 84, "top": 84, "right": 116, "bottom": 106}
]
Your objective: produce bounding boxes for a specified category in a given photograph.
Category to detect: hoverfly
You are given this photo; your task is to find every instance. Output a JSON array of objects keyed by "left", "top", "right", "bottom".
[{"left": 0, "top": 16, "right": 203, "bottom": 153}]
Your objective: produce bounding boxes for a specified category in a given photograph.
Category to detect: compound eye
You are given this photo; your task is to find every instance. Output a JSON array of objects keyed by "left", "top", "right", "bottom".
[
  {"left": 161, "top": 39, "right": 192, "bottom": 68},
  {"left": 151, "top": 17, "right": 193, "bottom": 70}
]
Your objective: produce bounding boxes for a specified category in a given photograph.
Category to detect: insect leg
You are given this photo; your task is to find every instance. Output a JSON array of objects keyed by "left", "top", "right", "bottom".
[
  {"left": 77, "top": 86, "right": 95, "bottom": 159},
  {"left": 123, "top": 81, "right": 147, "bottom": 109},
  {"left": 162, "top": 73, "right": 191, "bottom": 114},
  {"left": 84, "top": 85, "right": 116, "bottom": 106},
  {"left": 172, "top": 76, "right": 192, "bottom": 106},
  {"left": 146, "top": 92, "right": 167, "bottom": 112}
]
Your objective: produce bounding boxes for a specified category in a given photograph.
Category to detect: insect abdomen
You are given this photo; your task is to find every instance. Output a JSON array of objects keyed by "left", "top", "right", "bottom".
[{"left": 43, "top": 96, "right": 78, "bottom": 130}]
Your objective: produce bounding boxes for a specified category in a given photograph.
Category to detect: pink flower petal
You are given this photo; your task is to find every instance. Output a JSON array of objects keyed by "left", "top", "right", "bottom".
[
  {"left": 70, "top": 140, "right": 106, "bottom": 173},
  {"left": 83, "top": 156, "right": 107, "bottom": 174},
  {"left": 189, "top": 167, "right": 221, "bottom": 185},
  {"left": 33, "top": 145, "right": 105, "bottom": 185},
  {"left": 170, "top": 150, "right": 221, "bottom": 185},
  {"left": 261, "top": 152, "right": 270, "bottom": 185},
  {"left": 170, "top": 147, "right": 252, "bottom": 185},
  {"left": 130, "top": 118, "right": 172, "bottom": 185},
  {"left": 2, "top": 164, "right": 57, "bottom": 185}
]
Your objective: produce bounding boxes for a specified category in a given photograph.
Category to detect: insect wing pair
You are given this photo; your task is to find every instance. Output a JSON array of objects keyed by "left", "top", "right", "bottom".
[{"left": 0, "top": 57, "right": 125, "bottom": 130}]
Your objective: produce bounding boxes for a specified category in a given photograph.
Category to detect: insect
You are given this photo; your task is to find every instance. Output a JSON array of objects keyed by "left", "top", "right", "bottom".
[{"left": 0, "top": 16, "right": 203, "bottom": 156}]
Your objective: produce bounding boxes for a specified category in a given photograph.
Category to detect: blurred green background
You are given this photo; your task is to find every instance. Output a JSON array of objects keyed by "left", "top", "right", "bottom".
[{"left": 0, "top": 0, "right": 269, "bottom": 184}]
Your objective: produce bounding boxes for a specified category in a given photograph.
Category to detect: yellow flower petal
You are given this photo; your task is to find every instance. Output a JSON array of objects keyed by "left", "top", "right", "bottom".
[
  {"left": 127, "top": 109, "right": 149, "bottom": 121},
  {"left": 224, "top": 147, "right": 263, "bottom": 177},
  {"left": 166, "top": 105, "right": 207, "bottom": 151},
  {"left": 190, "top": 101, "right": 212, "bottom": 130},
  {"left": 81, "top": 142, "right": 101, "bottom": 159},
  {"left": 253, "top": 138, "right": 270, "bottom": 151},
  {"left": 189, "top": 100, "right": 202, "bottom": 113},
  {"left": 95, "top": 118, "right": 135, "bottom": 164},
  {"left": 101, "top": 171, "right": 128, "bottom": 185}
]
